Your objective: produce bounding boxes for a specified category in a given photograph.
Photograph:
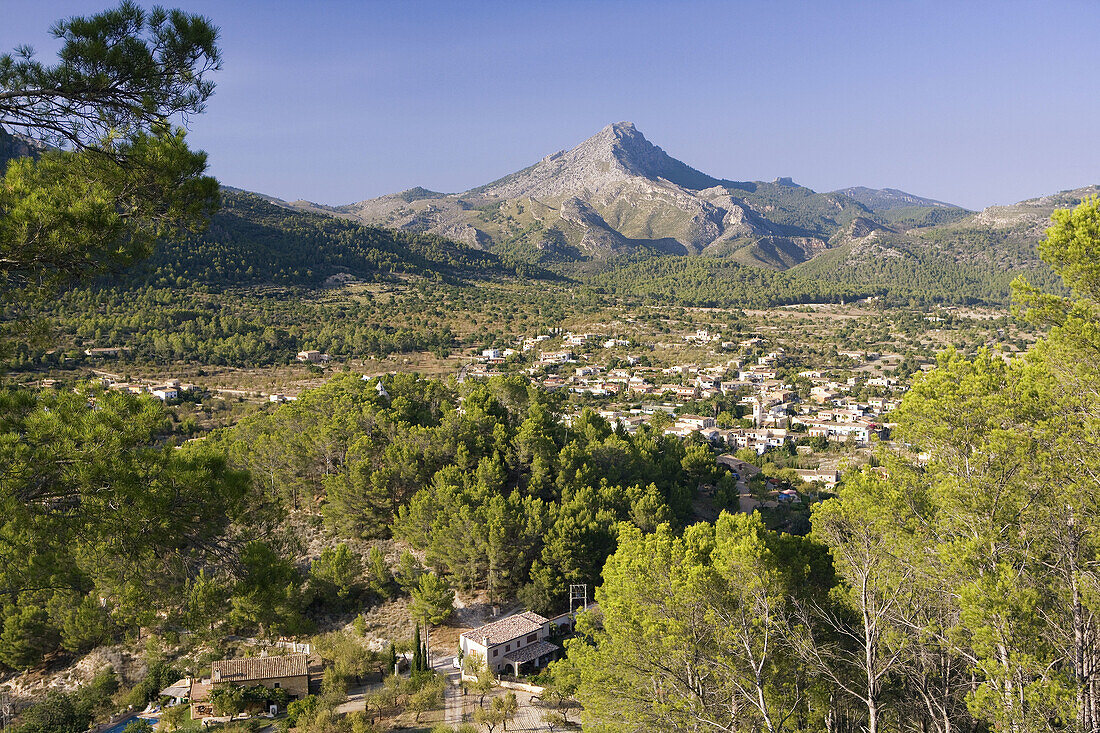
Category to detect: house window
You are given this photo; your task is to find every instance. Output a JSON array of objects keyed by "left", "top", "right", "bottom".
[
  {"left": 505, "top": 644, "right": 510, "bottom": 652},
  {"left": 492, "top": 649, "right": 498, "bottom": 657},
  {"left": 526, "top": 633, "right": 537, "bottom": 643},
  {"left": 274, "top": 683, "right": 280, "bottom": 689}
]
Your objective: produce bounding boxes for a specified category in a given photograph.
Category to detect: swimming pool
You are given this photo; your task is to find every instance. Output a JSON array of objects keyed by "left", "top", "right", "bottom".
[{"left": 99, "top": 715, "right": 159, "bottom": 733}]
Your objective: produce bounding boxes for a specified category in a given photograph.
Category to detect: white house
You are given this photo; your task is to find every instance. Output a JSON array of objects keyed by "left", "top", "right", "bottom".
[
  {"left": 805, "top": 420, "right": 873, "bottom": 446},
  {"left": 677, "top": 414, "right": 717, "bottom": 430},
  {"left": 794, "top": 468, "right": 839, "bottom": 489},
  {"left": 84, "top": 347, "right": 129, "bottom": 357},
  {"left": 460, "top": 611, "right": 559, "bottom": 676},
  {"left": 152, "top": 386, "right": 179, "bottom": 401},
  {"left": 539, "top": 350, "right": 574, "bottom": 364}
]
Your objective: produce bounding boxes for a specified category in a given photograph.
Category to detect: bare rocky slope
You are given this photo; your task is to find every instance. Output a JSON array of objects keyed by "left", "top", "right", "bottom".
[
  {"left": 971, "top": 184, "right": 1100, "bottom": 233},
  {"left": 0, "top": 127, "right": 47, "bottom": 169},
  {"left": 316, "top": 122, "right": 970, "bottom": 269}
]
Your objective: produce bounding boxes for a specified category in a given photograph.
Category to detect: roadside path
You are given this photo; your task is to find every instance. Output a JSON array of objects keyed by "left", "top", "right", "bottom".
[
  {"left": 431, "top": 654, "right": 463, "bottom": 725},
  {"left": 443, "top": 672, "right": 462, "bottom": 725}
]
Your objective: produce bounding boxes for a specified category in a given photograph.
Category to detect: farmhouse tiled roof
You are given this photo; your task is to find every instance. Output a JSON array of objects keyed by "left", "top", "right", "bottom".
[
  {"left": 211, "top": 653, "right": 309, "bottom": 682},
  {"left": 504, "top": 640, "right": 559, "bottom": 665},
  {"left": 460, "top": 611, "right": 548, "bottom": 646}
]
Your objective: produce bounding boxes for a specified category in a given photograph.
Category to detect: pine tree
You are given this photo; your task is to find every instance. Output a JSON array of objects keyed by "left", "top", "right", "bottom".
[{"left": 1, "top": 4, "right": 221, "bottom": 307}]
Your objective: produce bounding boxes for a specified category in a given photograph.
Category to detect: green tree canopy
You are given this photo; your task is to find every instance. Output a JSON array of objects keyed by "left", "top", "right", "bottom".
[
  {"left": 1, "top": 2, "right": 221, "bottom": 350},
  {"left": 409, "top": 572, "right": 454, "bottom": 626},
  {"left": 0, "top": 2, "right": 220, "bottom": 151}
]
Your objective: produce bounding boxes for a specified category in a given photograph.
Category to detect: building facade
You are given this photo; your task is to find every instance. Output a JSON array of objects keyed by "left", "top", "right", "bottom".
[
  {"left": 460, "top": 611, "right": 560, "bottom": 676},
  {"left": 189, "top": 654, "right": 310, "bottom": 719}
]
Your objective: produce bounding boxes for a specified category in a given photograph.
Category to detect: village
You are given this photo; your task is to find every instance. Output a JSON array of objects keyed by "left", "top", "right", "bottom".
[
  {"left": 81, "top": 320, "right": 913, "bottom": 506},
  {"left": 7, "top": 319, "right": 923, "bottom": 733},
  {"left": 462, "top": 325, "right": 912, "bottom": 492},
  {"left": 70, "top": 314, "right": 923, "bottom": 521}
]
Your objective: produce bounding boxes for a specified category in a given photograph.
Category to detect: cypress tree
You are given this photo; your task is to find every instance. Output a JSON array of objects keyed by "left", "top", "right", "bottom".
[
  {"left": 388, "top": 641, "right": 398, "bottom": 675},
  {"left": 412, "top": 622, "right": 422, "bottom": 673}
]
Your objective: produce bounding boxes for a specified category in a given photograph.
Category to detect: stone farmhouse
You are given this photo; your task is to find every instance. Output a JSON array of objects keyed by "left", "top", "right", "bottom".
[
  {"left": 460, "top": 611, "right": 561, "bottom": 676},
  {"left": 189, "top": 653, "right": 310, "bottom": 719}
]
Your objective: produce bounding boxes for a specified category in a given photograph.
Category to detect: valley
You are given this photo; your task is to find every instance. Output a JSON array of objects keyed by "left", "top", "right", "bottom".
[{"left": 2, "top": 12, "right": 1099, "bottom": 731}]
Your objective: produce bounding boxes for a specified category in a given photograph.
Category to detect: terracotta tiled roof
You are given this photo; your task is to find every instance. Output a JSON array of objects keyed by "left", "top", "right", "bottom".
[
  {"left": 504, "top": 640, "right": 559, "bottom": 665},
  {"left": 211, "top": 654, "right": 309, "bottom": 683},
  {"left": 460, "top": 611, "right": 548, "bottom": 647}
]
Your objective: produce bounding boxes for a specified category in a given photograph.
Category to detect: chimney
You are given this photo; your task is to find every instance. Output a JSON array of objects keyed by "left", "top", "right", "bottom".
[
  {"left": 483, "top": 636, "right": 490, "bottom": 649},
  {"left": 212, "top": 669, "right": 221, "bottom": 682}
]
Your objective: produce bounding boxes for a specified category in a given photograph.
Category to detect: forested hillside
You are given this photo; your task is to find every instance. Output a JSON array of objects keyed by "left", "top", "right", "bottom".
[
  {"left": 105, "top": 192, "right": 1069, "bottom": 312},
  {"left": 44, "top": 285, "right": 461, "bottom": 366},
  {"left": 124, "top": 190, "right": 542, "bottom": 289},
  {"left": 581, "top": 247, "right": 1060, "bottom": 307},
  {"left": 582, "top": 256, "right": 870, "bottom": 306},
  {"left": 5, "top": 192, "right": 556, "bottom": 369},
  {"left": 31, "top": 178, "right": 1077, "bottom": 329},
  {"left": 557, "top": 198, "right": 1100, "bottom": 733},
  {"left": 216, "top": 373, "right": 722, "bottom": 613},
  {"left": 790, "top": 230, "right": 1066, "bottom": 305}
]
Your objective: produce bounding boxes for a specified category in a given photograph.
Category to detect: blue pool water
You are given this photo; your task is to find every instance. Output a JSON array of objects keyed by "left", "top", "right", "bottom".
[{"left": 100, "top": 716, "right": 158, "bottom": 733}]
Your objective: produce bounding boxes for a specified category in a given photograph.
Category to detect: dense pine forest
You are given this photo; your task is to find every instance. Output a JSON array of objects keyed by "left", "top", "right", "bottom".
[
  {"left": 123, "top": 191, "right": 541, "bottom": 289},
  {"left": 0, "top": 372, "right": 713, "bottom": 664}
]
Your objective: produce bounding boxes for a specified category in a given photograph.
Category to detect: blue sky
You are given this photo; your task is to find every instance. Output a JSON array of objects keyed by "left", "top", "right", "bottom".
[{"left": 4, "top": 0, "right": 1098, "bottom": 210}]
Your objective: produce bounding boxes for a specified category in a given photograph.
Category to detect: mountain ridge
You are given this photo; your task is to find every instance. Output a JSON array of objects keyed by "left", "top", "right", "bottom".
[
  {"left": 318, "top": 123, "right": 977, "bottom": 270},
  {"left": 833, "top": 186, "right": 959, "bottom": 211},
  {"left": 3, "top": 120, "right": 1094, "bottom": 307},
  {"left": 214, "top": 121, "right": 1097, "bottom": 306}
]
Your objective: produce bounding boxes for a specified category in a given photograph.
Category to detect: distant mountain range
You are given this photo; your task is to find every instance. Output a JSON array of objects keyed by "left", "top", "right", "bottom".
[
  {"left": 256, "top": 122, "right": 1096, "bottom": 304},
  {"left": 4, "top": 121, "right": 1097, "bottom": 306},
  {"left": 833, "top": 186, "right": 956, "bottom": 211},
  {"left": 280, "top": 122, "right": 976, "bottom": 269}
]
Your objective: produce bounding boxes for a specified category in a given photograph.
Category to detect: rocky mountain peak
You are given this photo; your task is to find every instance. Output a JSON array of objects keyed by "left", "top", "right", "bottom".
[
  {"left": 332, "top": 122, "right": 1005, "bottom": 273},
  {"left": 570, "top": 121, "right": 661, "bottom": 175},
  {"left": 584, "top": 121, "right": 717, "bottom": 189},
  {"left": 602, "top": 120, "right": 642, "bottom": 141},
  {"left": 475, "top": 122, "right": 720, "bottom": 200}
]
